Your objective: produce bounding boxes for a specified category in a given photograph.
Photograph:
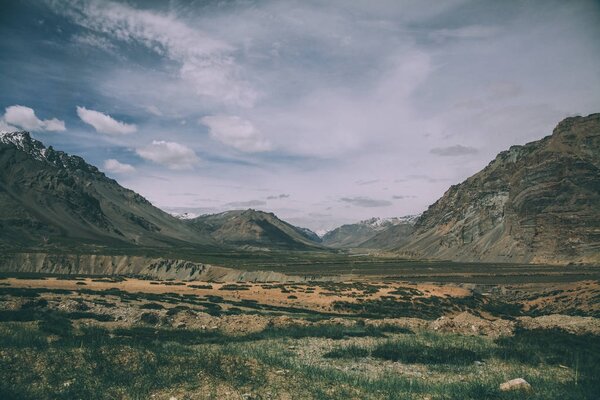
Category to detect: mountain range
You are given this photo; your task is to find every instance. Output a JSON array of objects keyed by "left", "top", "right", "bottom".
[
  {"left": 321, "top": 216, "right": 418, "bottom": 248},
  {"left": 1, "top": 113, "right": 598, "bottom": 264}
]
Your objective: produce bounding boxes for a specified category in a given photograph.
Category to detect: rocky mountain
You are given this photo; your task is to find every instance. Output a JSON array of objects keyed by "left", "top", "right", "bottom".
[
  {"left": 0, "top": 131, "right": 215, "bottom": 250},
  {"left": 185, "top": 209, "right": 323, "bottom": 250},
  {"left": 397, "top": 113, "right": 600, "bottom": 264},
  {"left": 322, "top": 216, "right": 417, "bottom": 248}
]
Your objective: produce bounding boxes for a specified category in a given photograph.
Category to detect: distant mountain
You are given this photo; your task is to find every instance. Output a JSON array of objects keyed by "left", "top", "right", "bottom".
[
  {"left": 186, "top": 209, "right": 323, "bottom": 250},
  {"left": 398, "top": 113, "right": 600, "bottom": 264},
  {"left": 322, "top": 216, "right": 417, "bottom": 248},
  {"left": 0, "top": 131, "right": 215, "bottom": 250}
]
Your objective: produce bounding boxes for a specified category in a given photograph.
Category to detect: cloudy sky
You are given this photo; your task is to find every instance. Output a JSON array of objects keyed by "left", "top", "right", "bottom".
[{"left": 1, "top": 0, "right": 599, "bottom": 233}]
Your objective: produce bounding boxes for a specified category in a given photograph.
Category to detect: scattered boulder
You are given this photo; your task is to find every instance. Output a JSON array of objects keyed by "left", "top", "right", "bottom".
[{"left": 499, "top": 378, "right": 532, "bottom": 392}]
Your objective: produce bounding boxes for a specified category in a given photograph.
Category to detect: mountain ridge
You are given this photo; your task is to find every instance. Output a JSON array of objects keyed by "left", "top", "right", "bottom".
[
  {"left": 0, "top": 131, "right": 215, "bottom": 249},
  {"left": 394, "top": 113, "right": 600, "bottom": 264},
  {"left": 185, "top": 209, "right": 323, "bottom": 250}
]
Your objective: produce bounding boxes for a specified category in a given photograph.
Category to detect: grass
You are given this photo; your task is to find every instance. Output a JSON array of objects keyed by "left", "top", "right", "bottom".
[{"left": 0, "top": 315, "right": 598, "bottom": 399}]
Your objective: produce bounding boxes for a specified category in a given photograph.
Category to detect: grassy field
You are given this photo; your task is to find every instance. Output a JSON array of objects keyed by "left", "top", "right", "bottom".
[
  {"left": 0, "top": 275, "right": 599, "bottom": 399},
  {"left": 0, "top": 315, "right": 598, "bottom": 399},
  {"left": 3, "top": 248, "right": 600, "bottom": 283}
]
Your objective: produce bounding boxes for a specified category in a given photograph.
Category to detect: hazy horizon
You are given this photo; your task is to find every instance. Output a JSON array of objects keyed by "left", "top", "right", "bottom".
[{"left": 1, "top": 0, "right": 599, "bottom": 231}]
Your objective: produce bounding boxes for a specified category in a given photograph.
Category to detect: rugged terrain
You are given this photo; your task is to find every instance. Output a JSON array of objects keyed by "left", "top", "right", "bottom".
[
  {"left": 0, "top": 131, "right": 215, "bottom": 250},
  {"left": 1, "top": 273, "right": 598, "bottom": 399},
  {"left": 392, "top": 113, "right": 600, "bottom": 264},
  {"left": 0, "top": 132, "right": 321, "bottom": 253},
  {"left": 322, "top": 217, "right": 416, "bottom": 248},
  {"left": 186, "top": 209, "right": 322, "bottom": 251}
]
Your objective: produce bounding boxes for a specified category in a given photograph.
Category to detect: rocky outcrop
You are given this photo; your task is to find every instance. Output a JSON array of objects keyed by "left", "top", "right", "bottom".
[
  {"left": 0, "top": 252, "right": 336, "bottom": 282},
  {"left": 399, "top": 113, "right": 600, "bottom": 264}
]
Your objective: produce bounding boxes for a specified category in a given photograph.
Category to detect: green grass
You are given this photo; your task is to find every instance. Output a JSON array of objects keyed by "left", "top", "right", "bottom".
[{"left": 0, "top": 318, "right": 598, "bottom": 399}]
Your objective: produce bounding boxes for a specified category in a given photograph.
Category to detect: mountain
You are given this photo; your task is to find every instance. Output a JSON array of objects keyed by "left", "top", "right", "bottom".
[
  {"left": 322, "top": 217, "right": 417, "bottom": 248},
  {"left": 397, "top": 113, "right": 600, "bottom": 264},
  {"left": 0, "top": 131, "right": 215, "bottom": 250},
  {"left": 185, "top": 209, "right": 323, "bottom": 250}
]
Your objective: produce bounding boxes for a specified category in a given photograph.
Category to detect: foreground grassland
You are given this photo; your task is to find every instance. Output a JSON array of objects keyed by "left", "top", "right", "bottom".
[{"left": 0, "top": 276, "right": 599, "bottom": 399}]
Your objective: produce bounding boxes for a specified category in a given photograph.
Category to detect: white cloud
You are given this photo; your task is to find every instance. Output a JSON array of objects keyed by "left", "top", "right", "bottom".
[
  {"left": 103, "top": 159, "right": 136, "bottom": 174},
  {"left": 430, "top": 25, "right": 499, "bottom": 42},
  {"left": 55, "top": 0, "right": 256, "bottom": 108},
  {"left": 340, "top": 197, "right": 392, "bottom": 208},
  {"left": 201, "top": 115, "right": 271, "bottom": 152},
  {"left": 72, "top": 33, "right": 117, "bottom": 53},
  {"left": 145, "top": 105, "right": 163, "bottom": 116},
  {"left": 3, "top": 105, "right": 66, "bottom": 132},
  {"left": 136, "top": 140, "right": 199, "bottom": 170},
  {"left": 225, "top": 200, "right": 266, "bottom": 208},
  {"left": 0, "top": 119, "right": 18, "bottom": 133},
  {"left": 76, "top": 106, "right": 137, "bottom": 135},
  {"left": 430, "top": 145, "right": 479, "bottom": 156}
]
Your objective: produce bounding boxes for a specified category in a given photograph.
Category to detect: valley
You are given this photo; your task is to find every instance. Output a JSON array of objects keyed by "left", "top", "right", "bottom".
[
  {"left": 1, "top": 111, "right": 599, "bottom": 399},
  {"left": 1, "top": 268, "right": 598, "bottom": 399}
]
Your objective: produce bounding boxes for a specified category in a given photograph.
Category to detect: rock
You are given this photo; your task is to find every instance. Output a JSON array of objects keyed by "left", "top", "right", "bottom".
[
  {"left": 499, "top": 378, "right": 532, "bottom": 392},
  {"left": 429, "top": 312, "right": 515, "bottom": 338}
]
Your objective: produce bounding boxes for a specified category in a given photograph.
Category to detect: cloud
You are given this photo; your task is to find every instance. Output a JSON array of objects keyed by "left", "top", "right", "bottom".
[
  {"left": 136, "top": 140, "right": 199, "bottom": 170},
  {"left": 430, "top": 145, "right": 478, "bottom": 157},
  {"left": 340, "top": 197, "right": 392, "bottom": 208},
  {"left": 76, "top": 106, "right": 136, "bottom": 135},
  {"left": 225, "top": 200, "right": 266, "bottom": 208},
  {"left": 3, "top": 105, "right": 65, "bottom": 132},
  {"left": 267, "top": 194, "right": 290, "bottom": 200},
  {"left": 430, "top": 25, "right": 499, "bottom": 42},
  {"left": 54, "top": 0, "right": 256, "bottom": 108},
  {"left": 201, "top": 115, "right": 271, "bottom": 152},
  {"left": 356, "top": 179, "right": 380, "bottom": 186},
  {"left": 103, "top": 159, "right": 135, "bottom": 174},
  {"left": 0, "top": 119, "right": 18, "bottom": 133},
  {"left": 72, "top": 33, "right": 117, "bottom": 53},
  {"left": 395, "top": 174, "right": 449, "bottom": 183},
  {"left": 145, "top": 105, "right": 163, "bottom": 116}
]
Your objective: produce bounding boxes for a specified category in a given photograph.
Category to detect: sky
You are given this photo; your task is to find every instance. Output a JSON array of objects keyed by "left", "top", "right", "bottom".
[{"left": 0, "top": 0, "right": 599, "bottom": 233}]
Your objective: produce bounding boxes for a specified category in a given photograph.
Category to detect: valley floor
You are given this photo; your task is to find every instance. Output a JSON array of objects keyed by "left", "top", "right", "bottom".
[{"left": 0, "top": 273, "right": 599, "bottom": 399}]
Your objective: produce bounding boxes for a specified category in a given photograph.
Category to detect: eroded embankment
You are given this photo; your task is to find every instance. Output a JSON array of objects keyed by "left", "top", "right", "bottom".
[{"left": 0, "top": 252, "right": 324, "bottom": 282}]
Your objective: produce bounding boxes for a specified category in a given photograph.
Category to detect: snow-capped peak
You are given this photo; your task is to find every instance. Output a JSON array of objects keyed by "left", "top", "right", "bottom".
[
  {"left": 171, "top": 212, "right": 200, "bottom": 220},
  {"left": 0, "top": 131, "right": 47, "bottom": 161},
  {"left": 358, "top": 215, "right": 420, "bottom": 229}
]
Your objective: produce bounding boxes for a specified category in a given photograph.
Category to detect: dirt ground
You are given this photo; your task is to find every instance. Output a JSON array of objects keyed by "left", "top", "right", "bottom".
[{"left": 2, "top": 276, "right": 599, "bottom": 336}]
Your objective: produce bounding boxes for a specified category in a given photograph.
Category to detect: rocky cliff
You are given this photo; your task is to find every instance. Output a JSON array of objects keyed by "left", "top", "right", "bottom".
[
  {"left": 399, "top": 113, "right": 600, "bottom": 264},
  {"left": 0, "top": 252, "right": 335, "bottom": 282}
]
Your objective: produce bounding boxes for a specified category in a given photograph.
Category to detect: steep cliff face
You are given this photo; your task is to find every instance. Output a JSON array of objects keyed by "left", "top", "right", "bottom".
[
  {"left": 0, "top": 131, "right": 215, "bottom": 250},
  {"left": 400, "top": 113, "right": 600, "bottom": 264}
]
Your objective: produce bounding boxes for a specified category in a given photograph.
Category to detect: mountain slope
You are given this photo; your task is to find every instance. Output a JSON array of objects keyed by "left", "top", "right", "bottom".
[
  {"left": 0, "top": 131, "right": 215, "bottom": 250},
  {"left": 322, "top": 217, "right": 416, "bottom": 248},
  {"left": 358, "top": 220, "right": 416, "bottom": 249},
  {"left": 186, "top": 209, "right": 323, "bottom": 250},
  {"left": 398, "top": 113, "right": 600, "bottom": 264}
]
